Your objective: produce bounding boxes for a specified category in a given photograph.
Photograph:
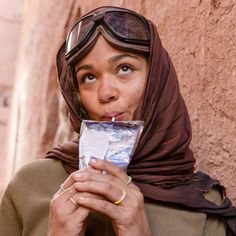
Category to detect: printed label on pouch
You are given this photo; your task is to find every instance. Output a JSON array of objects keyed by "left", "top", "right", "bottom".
[
  {"left": 79, "top": 120, "right": 144, "bottom": 170},
  {"left": 79, "top": 130, "right": 109, "bottom": 168}
]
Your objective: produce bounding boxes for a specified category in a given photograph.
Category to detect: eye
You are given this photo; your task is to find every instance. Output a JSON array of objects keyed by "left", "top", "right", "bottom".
[
  {"left": 80, "top": 73, "right": 96, "bottom": 83},
  {"left": 118, "top": 64, "right": 134, "bottom": 76}
]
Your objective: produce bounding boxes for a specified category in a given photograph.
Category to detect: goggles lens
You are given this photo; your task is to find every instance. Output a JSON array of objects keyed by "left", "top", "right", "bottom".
[
  {"left": 66, "top": 16, "right": 94, "bottom": 56},
  {"left": 65, "top": 10, "right": 150, "bottom": 59},
  {"left": 105, "top": 12, "right": 149, "bottom": 41}
]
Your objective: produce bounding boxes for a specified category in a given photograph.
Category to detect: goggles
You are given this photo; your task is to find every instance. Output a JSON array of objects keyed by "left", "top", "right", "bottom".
[{"left": 65, "top": 7, "right": 150, "bottom": 60}]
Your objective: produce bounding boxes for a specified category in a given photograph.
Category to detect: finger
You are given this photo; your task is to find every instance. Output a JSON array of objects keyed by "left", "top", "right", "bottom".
[
  {"left": 53, "top": 185, "right": 86, "bottom": 213},
  {"left": 65, "top": 191, "right": 106, "bottom": 213},
  {"left": 61, "top": 166, "right": 101, "bottom": 189},
  {"left": 72, "top": 171, "right": 126, "bottom": 189},
  {"left": 64, "top": 189, "right": 106, "bottom": 213},
  {"left": 69, "top": 205, "right": 90, "bottom": 223},
  {"left": 74, "top": 181, "right": 125, "bottom": 203},
  {"left": 73, "top": 191, "right": 105, "bottom": 201},
  {"left": 53, "top": 187, "right": 71, "bottom": 200},
  {"left": 50, "top": 189, "right": 75, "bottom": 215},
  {"left": 75, "top": 196, "right": 120, "bottom": 220},
  {"left": 54, "top": 191, "right": 89, "bottom": 215},
  {"left": 89, "top": 159, "right": 134, "bottom": 186},
  {"left": 54, "top": 174, "right": 108, "bottom": 215}
]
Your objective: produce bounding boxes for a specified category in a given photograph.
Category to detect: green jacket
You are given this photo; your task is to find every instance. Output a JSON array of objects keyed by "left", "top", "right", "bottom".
[{"left": 0, "top": 159, "right": 226, "bottom": 236}]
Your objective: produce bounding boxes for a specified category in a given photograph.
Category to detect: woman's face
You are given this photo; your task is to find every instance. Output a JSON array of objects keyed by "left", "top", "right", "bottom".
[{"left": 76, "top": 36, "right": 149, "bottom": 121}]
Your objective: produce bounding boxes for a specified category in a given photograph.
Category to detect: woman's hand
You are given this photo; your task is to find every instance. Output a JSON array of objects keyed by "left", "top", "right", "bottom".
[
  {"left": 72, "top": 159, "right": 151, "bottom": 236},
  {"left": 47, "top": 167, "right": 102, "bottom": 236}
]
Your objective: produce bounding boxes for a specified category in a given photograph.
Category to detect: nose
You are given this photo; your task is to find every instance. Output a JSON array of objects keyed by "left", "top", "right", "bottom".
[{"left": 98, "top": 76, "right": 118, "bottom": 103}]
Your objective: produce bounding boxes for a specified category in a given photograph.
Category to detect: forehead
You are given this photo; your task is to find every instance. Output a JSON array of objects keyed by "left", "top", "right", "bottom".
[{"left": 76, "top": 35, "right": 147, "bottom": 65}]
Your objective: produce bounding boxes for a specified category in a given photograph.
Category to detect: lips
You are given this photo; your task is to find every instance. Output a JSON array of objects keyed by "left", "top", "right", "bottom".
[{"left": 101, "top": 112, "right": 125, "bottom": 121}]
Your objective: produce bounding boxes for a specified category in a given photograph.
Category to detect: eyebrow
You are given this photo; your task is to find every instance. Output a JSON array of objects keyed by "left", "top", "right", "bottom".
[
  {"left": 108, "top": 53, "right": 141, "bottom": 63},
  {"left": 76, "top": 53, "right": 141, "bottom": 72},
  {"left": 76, "top": 64, "right": 93, "bottom": 72}
]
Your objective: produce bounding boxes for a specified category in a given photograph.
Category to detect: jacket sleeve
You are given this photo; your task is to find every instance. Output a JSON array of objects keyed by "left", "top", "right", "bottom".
[
  {"left": 0, "top": 182, "right": 22, "bottom": 236},
  {"left": 202, "top": 187, "right": 226, "bottom": 236},
  {"left": 144, "top": 187, "right": 226, "bottom": 236},
  {"left": 0, "top": 159, "right": 68, "bottom": 236}
]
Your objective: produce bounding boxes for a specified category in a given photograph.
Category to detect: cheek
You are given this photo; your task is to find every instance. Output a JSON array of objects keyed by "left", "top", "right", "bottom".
[
  {"left": 79, "top": 91, "right": 96, "bottom": 113},
  {"left": 126, "top": 79, "right": 146, "bottom": 108}
]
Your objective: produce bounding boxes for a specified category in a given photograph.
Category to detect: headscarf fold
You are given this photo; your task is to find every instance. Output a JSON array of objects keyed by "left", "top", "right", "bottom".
[{"left": 47, "top": 8, "right": 236, "bottom": 235}]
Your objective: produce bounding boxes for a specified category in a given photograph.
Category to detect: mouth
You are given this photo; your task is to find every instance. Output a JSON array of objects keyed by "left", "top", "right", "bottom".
[{"left": 101, "top": 112, "right": 125, "bottom": 121}]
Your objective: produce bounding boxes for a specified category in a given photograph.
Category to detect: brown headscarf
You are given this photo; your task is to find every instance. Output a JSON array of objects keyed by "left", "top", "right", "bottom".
[{"left": 47, "top": 6, "right": 236, "bottom": 235}]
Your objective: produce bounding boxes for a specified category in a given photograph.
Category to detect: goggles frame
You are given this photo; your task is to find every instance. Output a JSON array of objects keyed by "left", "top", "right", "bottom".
[{"left": 65, "top": 7, "right": 150, "bottom": 60}]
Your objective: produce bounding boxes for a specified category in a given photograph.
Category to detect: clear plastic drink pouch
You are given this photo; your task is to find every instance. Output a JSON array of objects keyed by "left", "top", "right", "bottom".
[{"left": 79, "top": 120, "right": 144, "bottom": 170}]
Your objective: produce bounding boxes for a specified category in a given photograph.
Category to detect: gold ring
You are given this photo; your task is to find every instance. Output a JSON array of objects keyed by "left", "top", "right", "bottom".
[
  {"left": 126, "top": 176, "right": 132, "bottom": 185},
  {"left": 114, "top": 190, "right": 126, "bottom": 205},
  {"left": 69, "top": 197, "right": 79, "bottom": 208}
]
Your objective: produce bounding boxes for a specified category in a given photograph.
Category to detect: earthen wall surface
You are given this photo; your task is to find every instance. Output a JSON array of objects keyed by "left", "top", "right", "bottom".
[{"left": 0, "top": 0, "right": 24, "bottom": 197}]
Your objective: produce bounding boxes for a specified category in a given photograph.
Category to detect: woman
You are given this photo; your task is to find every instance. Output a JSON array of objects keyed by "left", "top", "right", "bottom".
[{"left": 0, "top": 6, "right": 235, "bottom": 236}]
